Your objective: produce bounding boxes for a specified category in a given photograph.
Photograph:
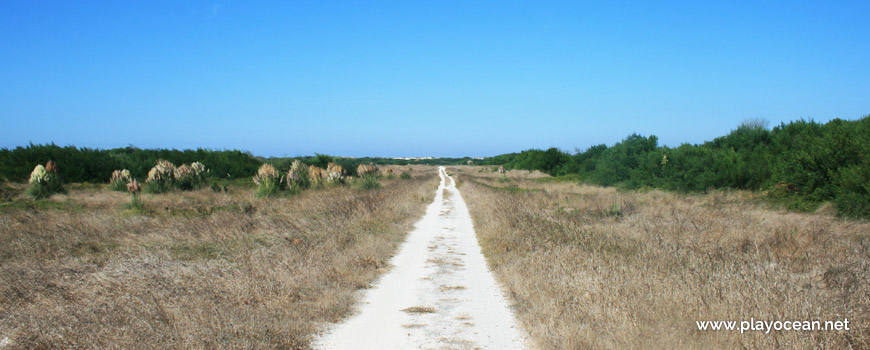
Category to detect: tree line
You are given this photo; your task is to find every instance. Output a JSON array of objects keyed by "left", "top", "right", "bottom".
[
  {"left": 0, "top": 145, "right": 262, "bottom": 183},
  {"left": 480, "top": 116, "right": 870, "bottom": 219}
]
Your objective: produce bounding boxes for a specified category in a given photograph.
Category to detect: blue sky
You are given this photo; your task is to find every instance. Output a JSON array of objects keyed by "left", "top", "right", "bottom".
[{"left": 1, "top": 1, "right": 868, "bottom": 157}]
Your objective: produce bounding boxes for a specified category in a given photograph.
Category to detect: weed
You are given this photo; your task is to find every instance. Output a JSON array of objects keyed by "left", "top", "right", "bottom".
[
  {"left": 458, "top": 169, "right": 869, "bottom": 349},
  {"left": 253, "top": 164, "right": 282, "bottom": 198},
  {"left": 26, "top": 162, "right": 65, "bottom": 199},
  {"left": 356, "top": 176, "right": 381, "bottom": 191}
]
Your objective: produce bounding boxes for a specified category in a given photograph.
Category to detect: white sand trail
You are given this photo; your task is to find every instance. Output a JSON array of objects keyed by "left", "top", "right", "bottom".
[{"left": 315, "top": 167, "right": 529, "bottom": 350}]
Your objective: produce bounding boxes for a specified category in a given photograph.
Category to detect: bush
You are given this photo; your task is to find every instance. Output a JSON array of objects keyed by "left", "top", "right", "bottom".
[
  {"left": 356, "top": 175, "right": 381, "bottom": 191},
  {"left": 356, "top": 163, "right": 379, "bottom": 178},
  {"left": 325, "top": 162, "right": 346, "bottom": 184},
  {"left": 381, "top": 167, "right": 396, "bottom": 178},
  {"left": 125, "top": 179, "right": 144, "bottom": 211},
  {"left": 400, "top": 172, "right": 412, "bottom": 179},
  {"left": 26, "top": 161, "right": 65, "bottom": 199},
  {"left": 109, "top": 169, "right": 132, "bottom": 192},
  {"left": 144, "top": 159, "right": 176, "bottom": 193},
  {"left": 286, "top": 160, "right": 310, "bottom": 190},
  {"left": 253, "top": 164, "right": 282, "bottom": 198},
  {"left": 834, "top": 192, "right": 870, "bottom": 219},
  {"left": 308, "top": 165, "right": 325, "bottom": 187},
  {"left": 175, "top": 162, "right": 208, "bottom": 191},
  {"left": 484, "top": 115, "right": 870, "bottom": 219}
]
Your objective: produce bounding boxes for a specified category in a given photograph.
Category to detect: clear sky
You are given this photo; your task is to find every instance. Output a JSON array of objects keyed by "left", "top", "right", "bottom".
[{"left": 1, "top": 1, "right": 868, "bottom": 157}]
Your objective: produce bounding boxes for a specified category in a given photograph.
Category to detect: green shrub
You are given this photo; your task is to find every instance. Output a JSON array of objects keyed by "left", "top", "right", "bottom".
[
  {"left": 834, "top": 192, "right": 870, "bottom": 219},
  {"left": 325, "top": 162, "right": 346, "bottom": 185},
  {"left": 174, "top": 162, "right": 208, "bottom": 191},
  {"left": 125, "top": 179, "right": 144, "bottom": 211},
  {"left": 144, "top": 159, "right": 176, "bottom": 194},
  {"left": 400, "top": 172, "right": 412, "bottom": 179},
  {"left": 109, "top": 169, "right": 132, "bottom": 192},
  {"left": 286, "top": 160, "right": 310, "bottom": 190},
  {"left": 479, "top": 115, "right": 870, "bottom": 219},
  {"left": 356, "top": 175, "right": 381, "bottom": 191},
  {"left": 26, "top": 161, "right": 65, "bottom": 199},
  {"left": 253, "top": 164, "right": 282, "bottom": 198}
]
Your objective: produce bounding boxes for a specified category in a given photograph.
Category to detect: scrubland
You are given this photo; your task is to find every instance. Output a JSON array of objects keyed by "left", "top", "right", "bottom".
[
  {"left": 0, "top": 167, "right": 437, "bottom": 349},
  {"left": 455, "top": 166, "right": 868, "bottom": 349}
]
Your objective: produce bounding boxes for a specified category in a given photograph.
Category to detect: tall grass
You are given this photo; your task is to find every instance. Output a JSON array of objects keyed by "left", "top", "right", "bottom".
[
  {"left": 355, "top": 175, "right": 381, "bottom": 191},
  {"left": 109, "top": 169, "right": 132, "bottom": 192},
  {"left": 144, "top": 159, "right": 177, "bottom": 193},
  {"left": 175, "top": 161, "right": 208, "bottom": 190},
  {"left": 457, "top": 167, "right": 868, "bottom": 349},
  {"left": 325, "top": 162, "right": 345, "bottom": 184},
  {"left": 286, "top": 160, "right": 310, "bottom": 191},
  {"left": 253, "top": 164, "right": 282, "bottom": 198},
  {"left": 26, "top": 161, "right": 65, "bottom": 199},
  {"left": 0, "top": 166, "right": 438, "bottom": 348}
]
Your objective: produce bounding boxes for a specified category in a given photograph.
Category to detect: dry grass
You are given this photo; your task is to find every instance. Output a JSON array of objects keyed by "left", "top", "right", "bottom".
[
  {"left": 401, "top": 306, "right": 437, "bottom": 314},
  {"left": 0, "top": 166, "right": 438, "bottom": 349},
  {"left": 454, "top": 166, "right": 869, "bottom": 349}
]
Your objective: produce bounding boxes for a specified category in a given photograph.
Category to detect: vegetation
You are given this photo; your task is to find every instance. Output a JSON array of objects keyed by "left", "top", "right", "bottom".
[
  {"left": 0, "top": 144, "right": 261, "bottom": 183},
  {"left": 174, "top": 162, "right": 208, "bottom": 191},
  {"left": 457, "top": 169, "right": 868, "bottom": 349},
  {"left": 0, "top": 166, "right": 438, "bottom": 349},
  {"left": 144, "top": 159, "right": 178, "bottom": 194},
  {"left": 265, "top": 154, "right": 478, "bottom": 177},
  {"left": 285, "top": 160, "right": 310, "bottom": 191},
  {"left": 355, "top": 175, "right": 381, "bottom": 191},
  {"left": 125, "top": 179, "right": 144, "bottom": 212},
  {"left": 26, "top": 161, "right": 65, "bottom": 199},
  {"left": 109, "top": 169, "right": 132, "bottom": 192},
  {"left": 481, "top": 115, "right": 870, "bottom": 218},
  {"left": 0, "top": 145, "right": 477, "bottom": 191},
  {"left": 252, "top": 164, "right": 283, "bottom": 198}
]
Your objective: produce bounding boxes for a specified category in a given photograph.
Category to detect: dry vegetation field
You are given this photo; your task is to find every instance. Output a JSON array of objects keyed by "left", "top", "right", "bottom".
[
  {"left": 0, "top": 166, "right": 438, "bottom": 349},
  {"left": 454, "top": 166, "right": 868, "bottom": 349}
]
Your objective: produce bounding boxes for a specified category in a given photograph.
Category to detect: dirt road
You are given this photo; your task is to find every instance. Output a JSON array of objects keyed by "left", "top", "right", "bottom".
[{"left": 315, "top": 167, "right": 529, "bottom": 349}]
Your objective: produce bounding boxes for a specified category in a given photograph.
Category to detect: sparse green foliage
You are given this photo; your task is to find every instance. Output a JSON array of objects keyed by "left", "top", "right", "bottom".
[
  {"left": 356, "top": 175, "right": 381, "bottom": 191},
  {"left": 125, "top": 179, "right": 144, "bottom": 211}
]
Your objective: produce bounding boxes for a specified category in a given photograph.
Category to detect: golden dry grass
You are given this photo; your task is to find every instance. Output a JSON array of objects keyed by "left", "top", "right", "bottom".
[
  {"left": 455, "top": 166, "right": 868, "bottom": 349},
  {"left": 0, "top": 166, "right": 438, "bottom": 349}
]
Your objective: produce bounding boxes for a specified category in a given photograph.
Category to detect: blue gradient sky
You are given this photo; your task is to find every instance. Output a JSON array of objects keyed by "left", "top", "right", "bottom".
[{"left": 1, "top": 1, "right": 868, "bottom": 157}]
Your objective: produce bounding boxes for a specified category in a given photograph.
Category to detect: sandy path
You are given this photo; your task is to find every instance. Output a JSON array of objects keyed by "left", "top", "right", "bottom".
[{"left": 315, "top": 167, "right": 529, "bottom": 350}]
